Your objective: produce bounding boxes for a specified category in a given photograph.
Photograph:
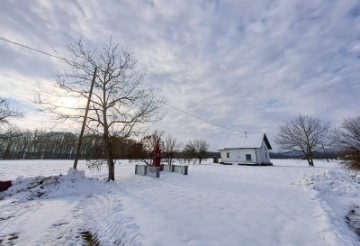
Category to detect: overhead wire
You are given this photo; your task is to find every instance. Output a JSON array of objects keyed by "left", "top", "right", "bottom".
[
  {"left": 0, "top": 35, "right": 242, "bottom": 133},
  {"left": 164, "top": 103, "right": 240, "bottom": 132},
  {"left": 0, "top": 36, "right": 67, "bottom": 62}
]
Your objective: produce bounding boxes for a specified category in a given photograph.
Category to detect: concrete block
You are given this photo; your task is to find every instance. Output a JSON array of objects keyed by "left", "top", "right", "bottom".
[
  {"left": 173, "top": 165, "right": 188, "bottom": 175},
  {"left": 146, "top": 166, "right": 160, "bottom": 178},
  {"left": 162, "top": 165, "right": 173, "bottom": 172},
  {"left": 135, "top": 165, "right": 147, "bottom": 176}
]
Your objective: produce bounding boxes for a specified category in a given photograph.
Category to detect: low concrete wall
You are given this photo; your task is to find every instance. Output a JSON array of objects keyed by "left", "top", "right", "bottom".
[
  {"left": 135, "top": 165, "right": 147, "bottom": 176},
  {"left": 162, "top": 164, "right": 173, "bottom": 172},
  {"left": 135, "top": 164, "right": 188, "bottom": 177},
  {"left": 173, "top": 165, "right": 188, "bottom": 175},
  {"left": 135, "top": 165, "right": 160, "bottom": 178},
  {"left": 162, "top": 165, "right": 188, "bottom": 175},
  {"left": 146, "top": 166, "right": 160, "bottom": 178}
]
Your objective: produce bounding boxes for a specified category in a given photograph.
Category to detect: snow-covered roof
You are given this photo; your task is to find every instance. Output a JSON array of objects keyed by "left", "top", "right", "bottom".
[{"left": 218, "top": 133, "right": 272, "bottom": 150}]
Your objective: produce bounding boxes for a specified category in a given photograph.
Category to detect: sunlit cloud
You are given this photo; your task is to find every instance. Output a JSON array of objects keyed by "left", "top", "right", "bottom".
[{"left": 0, "top": 0, "right": 359, "bottom": 150}]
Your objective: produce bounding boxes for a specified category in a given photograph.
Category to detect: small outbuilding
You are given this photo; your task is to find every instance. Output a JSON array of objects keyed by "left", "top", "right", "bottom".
[{"left": 218, "top": 133, "right": 272, "bottom": 165}]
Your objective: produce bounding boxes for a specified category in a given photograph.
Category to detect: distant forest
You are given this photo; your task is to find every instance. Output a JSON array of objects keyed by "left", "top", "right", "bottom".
[
  {"left": 0, "top": 130, "right": 136, "bottom": 160},
  {"left": 0, "top": 129, "right": 337, "bottom": 161},
  {"left": 0, "top": 129, "right": 219, "bottom": 161},
  {"left": 269, "top": 151, "right": 339, "bottom": 160}
]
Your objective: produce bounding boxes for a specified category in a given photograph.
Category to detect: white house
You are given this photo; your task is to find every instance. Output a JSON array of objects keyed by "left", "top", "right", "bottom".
[{"left": 218, "top": 133, "right": 272, "bottom": 165}]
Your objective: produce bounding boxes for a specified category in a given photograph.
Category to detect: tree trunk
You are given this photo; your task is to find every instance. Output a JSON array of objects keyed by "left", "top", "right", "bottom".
[
  {"left": 302, "top": 146, "right": 315, "bottom": 167},
  {"left": 104, "top": 127, "right": 115, "bottom": 181},
  {"left": 108, "top": 158, "right": 115, "bottom": 181},
  {"left": 104, "top": 135, "right": 115, "bottom": 181},
  {"left": 306, "top": 155, "right": 314, "bottom": 166},
  {"left": 308, "top": 157, "right": 314, "bottom": 166}
]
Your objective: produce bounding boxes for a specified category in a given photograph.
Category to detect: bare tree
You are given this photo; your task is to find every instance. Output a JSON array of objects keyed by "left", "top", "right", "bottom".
[
  {"left": 334, "top": 116, "right": 360, "bottom": 170},
  {"left": 136, "top": 130, "right": 164, "bottom": 165},
  {"left": 275, "top": 115, "right": 330, "bottom": 166},
  {"left": 38, "top": 39, "right": 164, "bottom": 180},
  {"left": 183, "top": 139, "right": 209, "bottom": 164},
  {"left": 0, "top": 98, "right": 23, "bottom": 137},
  {"left": 0, "top": 99, "right": 23, "bottom": 159},
  {"left": 163, "top": 134, "right": 182, "bottom": 166}
]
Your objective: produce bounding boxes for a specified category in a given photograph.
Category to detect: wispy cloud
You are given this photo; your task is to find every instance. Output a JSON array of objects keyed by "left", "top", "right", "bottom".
[{"left": 1, "top": 0, "right": 359, "bottom": 150}]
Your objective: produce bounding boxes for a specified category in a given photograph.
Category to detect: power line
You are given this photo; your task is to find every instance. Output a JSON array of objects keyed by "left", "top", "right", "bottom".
[
  {"left": 0, "top": 35, "right": 242, "bottom": 133},
  {"left": 164, "top": 103, "right": 240, "bottom": 132},
  {"left": 0, "top": 36, "right": 67, "bottom": 62}
]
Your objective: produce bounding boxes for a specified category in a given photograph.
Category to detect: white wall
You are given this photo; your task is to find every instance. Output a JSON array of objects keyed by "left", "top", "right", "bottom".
[
  {"left": 220, "top": 149, "right": 257, "bottom": 163},
  {"left": 220, "top": 140, "right": 272, "bottom": 164},
  {"left": 255, "top": 142, "right": 271, "bottom": 164}
]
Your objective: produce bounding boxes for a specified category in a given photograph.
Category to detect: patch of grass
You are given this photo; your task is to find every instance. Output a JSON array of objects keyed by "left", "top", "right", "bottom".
[
  {"left": 345, "top": 205, "right": 360, "bottom": 240},
  {"left": 80, "top": 231, "right": 101, "bottom": 246},
  {"left": 0, "top": 233, "right": 19, "bottom": 246},
  {"left": 0, "top": 216, "right": 13, "bottom": 221},
  {"left": 8, "top": 233, "right": 18, "bottom": 241}
]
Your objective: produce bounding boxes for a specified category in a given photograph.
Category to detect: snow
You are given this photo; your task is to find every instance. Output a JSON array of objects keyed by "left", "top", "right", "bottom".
[{"left": 0, "top": 159, "right": 359, "bottom": 245}]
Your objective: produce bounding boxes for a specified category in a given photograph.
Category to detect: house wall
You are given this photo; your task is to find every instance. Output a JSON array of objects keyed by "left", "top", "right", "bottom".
[
  {"left": 255, "top": 142, "right": 271, "bottom": 164},
  {"left": 220, "top": 149, "right": 257, "bottom": 163},
  {"left": 219, "top": 138, "right": 272, "bottom": 164}
]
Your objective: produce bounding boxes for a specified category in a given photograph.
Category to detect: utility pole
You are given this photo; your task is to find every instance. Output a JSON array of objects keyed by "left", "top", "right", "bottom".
[{"left": 73, "top": 66, "right": 97, "bottom": 169}]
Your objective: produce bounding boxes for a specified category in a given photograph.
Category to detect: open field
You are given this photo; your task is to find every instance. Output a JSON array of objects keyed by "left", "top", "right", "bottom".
[{"left": 0, "top": 159, "right": 359, "bottom": 245}]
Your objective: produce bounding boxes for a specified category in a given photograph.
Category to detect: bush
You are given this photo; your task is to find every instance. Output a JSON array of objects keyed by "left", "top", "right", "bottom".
[
  {"left": 335, "top": 117, "right": 360, "bottom": 171},
  {"left": 341, "top": 151, "right": 360, "bottom": 170}
]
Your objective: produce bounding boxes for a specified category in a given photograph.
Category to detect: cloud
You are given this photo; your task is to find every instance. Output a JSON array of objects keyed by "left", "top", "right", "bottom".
[{"left": 0, "top": 0, "right": 360, "bottom": 150}]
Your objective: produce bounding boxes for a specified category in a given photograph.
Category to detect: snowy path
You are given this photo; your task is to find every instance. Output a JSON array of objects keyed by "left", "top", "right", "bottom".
[
  {"left": 0, "top": 196, "right": 82, "bottom": 245},
  {"left": 0, "top": 168, "right": 143, "bottom": 245},
  {"left": 0, "top": 159, "right": 358, "bottom": 245}
]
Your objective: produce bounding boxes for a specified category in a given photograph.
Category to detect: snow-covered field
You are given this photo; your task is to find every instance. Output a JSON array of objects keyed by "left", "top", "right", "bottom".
[{"left": 0, "top": 159, "right": 359, "bottom": 246}]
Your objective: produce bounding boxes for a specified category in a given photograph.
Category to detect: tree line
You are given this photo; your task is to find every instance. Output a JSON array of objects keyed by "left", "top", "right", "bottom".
[
  {"left": 0, "top": 129, "right": 121, "bottom": 160},
  {"left": 0, "top": 128, "right": 210, "bottom": 165}
]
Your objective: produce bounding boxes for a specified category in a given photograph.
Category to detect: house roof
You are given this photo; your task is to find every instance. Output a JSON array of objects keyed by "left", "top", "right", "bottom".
[{"left": 218, "top": 133, "right": 272, "bottom": 150}]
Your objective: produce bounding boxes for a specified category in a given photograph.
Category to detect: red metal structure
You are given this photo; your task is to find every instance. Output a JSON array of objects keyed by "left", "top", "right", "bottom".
[{"left": 152, "top": 140, "right": 161, "bottom": 167}]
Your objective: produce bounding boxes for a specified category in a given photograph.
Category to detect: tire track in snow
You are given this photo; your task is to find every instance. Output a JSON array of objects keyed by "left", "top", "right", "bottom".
[
  {"left": 81, "top": 193, "right": 143, "bottom": 246},
  {"left": 32, "top": 198, "right": 87, "bottom": 246},
  {"left": 1, "top": 197, "right": 91, "bottom": 245},
  {"left": 0, "top": 199, "right": 40, "bottom": 245},
  {"left": 1, "top": 199, "right": 87, "bottom": 246}
]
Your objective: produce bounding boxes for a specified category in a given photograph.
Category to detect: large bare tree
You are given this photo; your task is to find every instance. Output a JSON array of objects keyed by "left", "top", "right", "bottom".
[
  {"left": 334, "top": 116, "right": 360, "bottom": 170},
  {"left": 275, "top": 115, "right": 330, "bottom": 166},
  {"left": 39, "top": 39, "right": 164, "bottom": 180}
]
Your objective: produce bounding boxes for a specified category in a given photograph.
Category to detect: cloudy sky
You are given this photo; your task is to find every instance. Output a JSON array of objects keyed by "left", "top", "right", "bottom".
[{"left": 0, "top": 0, "right": 360, "bottom": 151}]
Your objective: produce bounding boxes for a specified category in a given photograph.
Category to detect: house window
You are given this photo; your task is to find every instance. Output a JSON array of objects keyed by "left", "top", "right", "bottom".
[
  {"left": 226, "top": 152, "right": 230, "bottom": 158},
  {"left": 246, "top": 154, "right": 252, "bottom": 161}
]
